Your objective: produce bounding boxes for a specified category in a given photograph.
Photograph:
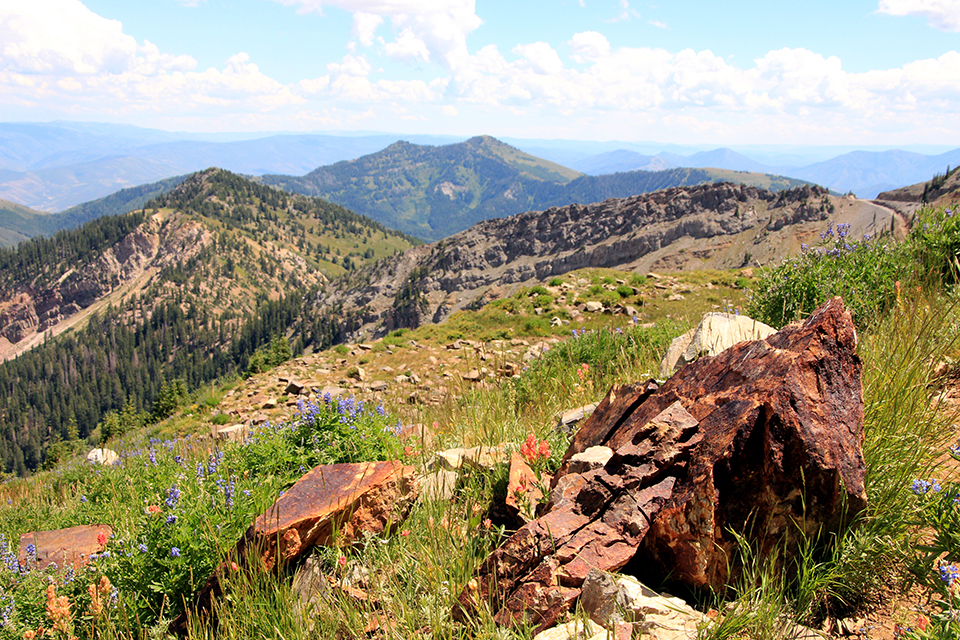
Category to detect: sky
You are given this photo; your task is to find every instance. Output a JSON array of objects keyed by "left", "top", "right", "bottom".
[{"left": 1, "top": 0, "right": 959, "bottom": 145}]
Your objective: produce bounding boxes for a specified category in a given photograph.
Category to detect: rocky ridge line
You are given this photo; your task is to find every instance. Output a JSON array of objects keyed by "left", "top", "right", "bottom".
[{"left": 313, "top": 183, "right": 892, "bottom": 342}]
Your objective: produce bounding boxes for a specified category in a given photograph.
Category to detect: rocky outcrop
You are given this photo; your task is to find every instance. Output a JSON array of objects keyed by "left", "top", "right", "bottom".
[
  {"left": 456, "top": 297, "right": 866, "bottom": 633},
  {"left": 314, "top": 183, "right": 891, "bottom": 343}
]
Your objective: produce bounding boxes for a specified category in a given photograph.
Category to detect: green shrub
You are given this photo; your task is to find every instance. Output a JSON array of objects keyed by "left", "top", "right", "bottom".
[
  {"left": 748, "top": 222, "right": 904, "bottom": 329},
  {"left": 749, "top": 207, "right": 960, "bottom": 330},
  {"left": 548, "top": 277, "right": 564, "bottom": 287},
  {"left": 245, "top": 335, "right": 292, "bottom": 377},
  {"left": 615, "top": 285, "right": 634, "bottom": 298}
]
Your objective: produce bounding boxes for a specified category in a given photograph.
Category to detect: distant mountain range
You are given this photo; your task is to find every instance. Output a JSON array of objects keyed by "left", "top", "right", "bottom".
[
  {"left": 0, "top": 122, "right": 958, "bottom": 217},
  {"left": 260, "top": 135, "right": 810, "bottom": 241},
  {"left": 566, "top": 146, "right": 960, "bottom": 199}
]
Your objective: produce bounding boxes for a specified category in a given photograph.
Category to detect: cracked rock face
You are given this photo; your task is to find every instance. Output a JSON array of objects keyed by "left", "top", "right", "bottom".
[{"left": 456, "top": 297, "right": 865, "bottom": 633}]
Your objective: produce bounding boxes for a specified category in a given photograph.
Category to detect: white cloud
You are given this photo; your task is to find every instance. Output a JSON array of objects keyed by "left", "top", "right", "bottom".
[
  {"left": 352, "top": 12, "right": 383, "bottom": 46},
  {"left": 513, "top": 42, "right": 564, "bottom": 75},
  {"left": 607, "top": 0, "right": 640, "bottom": 22},
  {"left": 569, "top": 31, "right": 611, "bottom": 63},
  {"left": 878, "top": 0, "right": 960, "bottom": 31},
  {"left": 0, "top": 0, "right": 303, "bottom": 122},
  {"left": 0, "top": 0, "right": 138, "bottom": 74},
  {"left": 275, "top": 0, "right": 481, "bottom": 69},
  {"left": 383, "top": 28, "right": 431, "bottom": 63},
  {"left": 648, "top": 19, "right": 668, "bottom": 29}
]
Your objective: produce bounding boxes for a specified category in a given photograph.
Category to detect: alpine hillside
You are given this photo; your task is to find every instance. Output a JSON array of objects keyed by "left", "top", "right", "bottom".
[{"left": 0, "top": 168, "right": 418, "bottom": 474}]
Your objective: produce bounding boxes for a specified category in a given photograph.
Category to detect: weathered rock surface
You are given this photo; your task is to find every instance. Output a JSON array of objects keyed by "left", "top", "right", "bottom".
[
  {"left": 658, "top": 311, "right": 777, "bottom": 378},
  {"left": 171, "top": 460, "right": 416, "bottom": 633},
  {"left": 19, "top": 524, "right": 112, "bottom": 571},
  {"left": 456, "top": 297, "right": 865, "bottom": 632}
]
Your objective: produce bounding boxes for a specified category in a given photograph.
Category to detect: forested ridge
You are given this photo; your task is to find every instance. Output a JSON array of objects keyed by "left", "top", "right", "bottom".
[{"left": 0, "top": 168, "right": 418, "bottom": 475}]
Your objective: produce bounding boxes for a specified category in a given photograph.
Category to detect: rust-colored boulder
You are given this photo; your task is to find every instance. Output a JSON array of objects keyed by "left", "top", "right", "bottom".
[
  {"left": 457, "top": 297, "right": 866, "bottom": 633},
  {"left": 19, "top": 524, "right": 112, "bottom": 571},
  {"left": 249, "top": 460, "right": 417, "bottom": 570},
  {"left": 171, "top": 460, "right": 416, "bottom": 634}
]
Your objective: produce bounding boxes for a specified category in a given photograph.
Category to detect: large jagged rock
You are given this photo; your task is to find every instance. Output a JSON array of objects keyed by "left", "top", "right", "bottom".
[
  {"left": 171, "top": 460, "right": 416, "bottom": 634},
  {"left": 456, "top": 297, "right": 865, "bottom": 633}
]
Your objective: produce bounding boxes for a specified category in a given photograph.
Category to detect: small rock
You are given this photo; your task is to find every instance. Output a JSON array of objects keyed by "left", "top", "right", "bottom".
[
  {"left": 432, "top": 445, "right": 508, "bottom": 471},
  {"left": 462, "top": 369, "right": 482, "bottom": 382},
  {"left": 584, "top": 301, "right": 604, "bottom": 313},
  {"left": 347, "top": 367, "right": 366, "bottom": 382},
  {"left": 659, "top": 312, "right": 777, "bottom": 378},
  {"left": 216, "top": 425, "right": 247, "bottom": 443},
  {"left": 86, "top": 448, "right": 118, "bottom": 466},
  {"left": 285, "top": 380, "right": 305, "bottom": 395},
  {"left": 369, "top": 380, "right": 388, "bottom": 392},
  {"left": 533, "top": 619, "right": 605, "bottom": 640},
  {"left": 417, "top": 469, "right": 458, "bottom": 502},
  {"left": 261, "top": 399, "right": 277, "bottom": 410},
  {"left": 556, "top": 403, "right": 598, "bottom": 433},
  {"left": 319, "top": 386, "right": 345, "bottom": 399}
]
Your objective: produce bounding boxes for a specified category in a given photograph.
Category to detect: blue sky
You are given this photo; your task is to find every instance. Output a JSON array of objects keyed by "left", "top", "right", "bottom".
[{"left": 1, "top": 0, "right": 959, "bottom": 145}]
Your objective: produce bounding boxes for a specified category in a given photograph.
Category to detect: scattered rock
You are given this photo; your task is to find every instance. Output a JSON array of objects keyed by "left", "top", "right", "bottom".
[
  {"left": 457, "top": 298, "right": 866, "bottom": 632},
  {"left": 462, "top": 369, "right": 483, "bottom": 382},
  {"left": 215, "top": 425, "right": 246, "bottom": 443},
  {"left": 417, "top": 469, "right": 459, "bottom": 502},
  {"left": 86, "top": 448, "right": 118, "bottom": 466},
  {"left": 369, "top": 380, "right": 389, "bottom": 392},
  {"left": 532, "top": 619, "right": 606, "bottom": 640},
  {"left": 498, "top": 362, "right": 520, "bottom": 377},
  {"left": 556, "top": 404, "right": 598, "bottom": 434},
  {"left": 319, "top": 386, "right": 345, "bottom": 399},
  {"left": 580, "top": 568, "right": 706, "bottom": 638},
  {"left": 584, "top": 301, "right": 604, "bottom": 313},
  {"left": 658, "top": 311, "right": 776, "bottom": 378},
  {"left": 19, "top": 524, "right": 112, "bottom": 571},
  {"left": 432, "top": 445, "right": 509, "bottom": 471},
  {"left": 347, "top": 366, "right": 366, "bottom": 382},
  {"left": 505, "top": 451, "right": 550, "bottom": 522},
  {"left": 285, "top": 380, "right": 305, "bottom": 395},
  {"left": 261, "top": 399, "right": 277, "bottom": 410}
]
